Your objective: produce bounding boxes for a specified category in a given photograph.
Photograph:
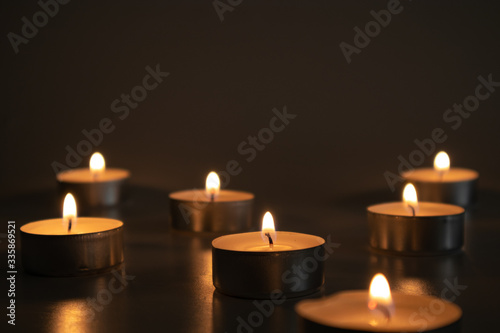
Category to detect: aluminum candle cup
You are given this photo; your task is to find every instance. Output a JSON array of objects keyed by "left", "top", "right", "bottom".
[
  {"left": 296, "top": 291, "right": 462, "bottom": 332},
  {"left": 402, "top": 168, "right": 478, "bottom": 208},
  {"left": 21, "top": 218, "right": 124, "bottom": 276},
  {"left": 169, "top": 189, "right": 254, "bottom": 232},
  {"left": 367, "top": 202, "right": 465, "bottom": 256},
  {"left": 212, "top": 231, "right": 325, "bottom": 299},
  {"left": 57, "top": 168, "right": 130, "bottom": 208}
]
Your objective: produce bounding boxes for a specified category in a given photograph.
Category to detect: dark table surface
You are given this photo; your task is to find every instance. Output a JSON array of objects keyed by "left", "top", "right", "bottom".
[
  {"left": 2, "top": 0, "right": 500, "bottom": 332},
  {"left": 1, "top": 185, "right": 499, "bottom": 333}
]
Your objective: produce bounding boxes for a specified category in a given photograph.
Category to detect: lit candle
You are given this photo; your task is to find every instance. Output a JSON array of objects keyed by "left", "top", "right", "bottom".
[
  {"left": 169, "top": 171, "right": 254, "bottom": 232},
  {"left": 20, "top": 193, "right": 124, "bottom": 276},
  {"left": 402, "top": 151, "right": 478, "bottom": 207},
  {"left": 367, "top": 184, "right": 465, "bottom": 255},
  {"left": 57, "top": 152, "right": 130, "bottom": 208},
  {"left": 296, "top": 273, "right": 462, "bottom": 332},
  {"left": 212, "top": 212, "right": 325, "bottom": 299}
]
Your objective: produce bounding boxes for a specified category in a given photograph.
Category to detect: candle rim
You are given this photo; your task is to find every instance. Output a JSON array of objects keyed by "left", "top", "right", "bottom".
[
  {"left": 402, "top": 167, "right": 478, "bottom": 183},
  {"left": 367, "top": 202, "right": 464, "bottom": 217},
  {"left": 212, "top": 231, "right": 325, "bottom": 252},
  {"left": 57, "top": 168, "right": 130, "bottom": 183},
  {"left": 170, "top": 189, "right": 254, "bottom": 203},
  {"left": 20, "top": 217, "right": 123, "bottom": 236}
]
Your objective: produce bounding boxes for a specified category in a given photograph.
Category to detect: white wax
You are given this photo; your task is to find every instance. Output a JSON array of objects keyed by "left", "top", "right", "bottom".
[
  {"left": 296, "top": 290, "right": 462, "bottom": 332},
  {"left": 403, "top": 167, "right": 478, "bottom": 183},
  {"left": 212, "top": 231, "right": 324, "bottom": 252},
  {"left": 57, "top": 168, "right": 130, "bottom": 183},
  {"left": 367, "top": 202, "right": 464, "bottom": 217},
  {"left": 20, "top": 217, "right": 123, "bottom": 235},
  {"left": 169, "top": 189, "right": 254, "bottom": 203}
]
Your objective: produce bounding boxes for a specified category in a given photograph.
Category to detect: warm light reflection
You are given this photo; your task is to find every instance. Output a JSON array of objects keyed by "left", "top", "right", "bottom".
[
  {"left": 205, "top": 171, "right": 220, "bottom": 199},
  {"left": 403, "top": 183, "right": 418, "bottom": 216},
  {"left": 261, "top": 211, "right": 277, "bottom": 247},
  {"left": 63, "top": 193, "right": 77, "bottom": 231},
  {"left": 434, "top": 151, "right": 450, "bottom": 174},
  {"left": 396, "top": 278, "right": 429, "bottom": 296},
  {"left": 368, "top": 273, "right": 394, "bottom": 325},
  {"left": 50, "top": 300, "right": 93, "bottom": 333},
  {"left": 89, "top": 152, "right": 105, "bottom": 178}
]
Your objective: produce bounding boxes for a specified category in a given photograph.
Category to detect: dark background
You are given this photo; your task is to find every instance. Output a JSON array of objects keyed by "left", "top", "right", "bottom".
[{"left": 1, "top": 1, "right": 499, "bottom": 332}]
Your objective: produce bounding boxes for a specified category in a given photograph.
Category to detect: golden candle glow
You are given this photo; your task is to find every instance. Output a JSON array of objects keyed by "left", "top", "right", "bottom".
[
  {"left": 205, "top": 171, "right": 220, "bottom": 199},
  {"left": 89, "top": 152, "right": 105, "bottom": 178},
  {"left": 261, "top": 211, "right": 277, "bottom": 247},
  {"left": 368, "top": 273, "right": 394, "bottom": 324},
  {"left": 403, "top": 183, "right": 418, "bottom": 216},
  {"left": 434, "top": 151, "right": 450, "bottom": 174},
  {"left": 63, "top": 193, "right": 77, "bottom": 231}
]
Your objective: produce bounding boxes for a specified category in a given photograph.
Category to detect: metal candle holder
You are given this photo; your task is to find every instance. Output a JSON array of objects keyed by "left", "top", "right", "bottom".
[
  {"left": 402, "top": 168, "right": 478, "bottom": 208},
  {"left": 212, "top": 232, "right": 325, "bottom": 299},
  {"left": 367, "top": 203, "right": 465, "bottom": 256},
  {"left": 296, "top": 291, "right": 462, "bottom": 332},
  {"left": 21, "top": 218, "right": 124, "bottom": 276},
  {"left": 57, "top": 168, "right": 130, "bottom": 208},
  {"left": 169, "top": 190, "right": 254, "bottom": 232}
]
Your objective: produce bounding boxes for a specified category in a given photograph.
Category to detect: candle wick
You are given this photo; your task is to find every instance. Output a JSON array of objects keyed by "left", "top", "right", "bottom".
[
  {"left": 265, "top": 232, "right": 274, "bottom": 249},
  {"left": 68, "top": 217, "right": 72, "bottom": 232},
  {"left": 210, "top": 193, "right": 215, "bottom": 202},
  {"left": 375, "top": 303, "right": 392, "bottom": 323},
  {"left": 409, "top": 205, "right": 416, "bottom": 217}
]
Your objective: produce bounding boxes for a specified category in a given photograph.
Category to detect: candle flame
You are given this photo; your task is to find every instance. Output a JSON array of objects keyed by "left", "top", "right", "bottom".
[
  {"left": 368, "top": 273, "right": 394, "bottom": 325},
  {"left": 205, "top": 171, "right": 220, "bottom": 200},
  {"left": 434, "top": 151, "right": 450, "bottom": 173},
  {"left": 261, "top": 212, "right": 277, "bottom": 247},
  {"left": 90, "top": 152, "right": 106, "bottom": 178},
  {"left": 403, "top": 183, "right": 418, "bottom": 216},
  {"left": 63, "top": 193, "right": 77, "bottom": 231}
]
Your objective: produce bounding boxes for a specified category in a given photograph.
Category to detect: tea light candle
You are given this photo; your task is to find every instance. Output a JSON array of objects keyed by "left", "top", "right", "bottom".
[
  {"left": 367, "top": 184, "right": 465, "bottom": 255},
  {"left": 169, "top": 172, "right": 254, "bottom": 232},
  {"left": 57, "top": 152, "right": 130, "bottom": 208},
  {"left": 212, "top": 212, "right": 325, "bottom": 299},
  {"left": 402, "top": 151, "right": 478, "bottom": 207},
  {"left": 20, "top": 193, "right": 124, "bottom": 276},
  {"left": 296, "top": 273, "right": 462, "bottom": 332}
]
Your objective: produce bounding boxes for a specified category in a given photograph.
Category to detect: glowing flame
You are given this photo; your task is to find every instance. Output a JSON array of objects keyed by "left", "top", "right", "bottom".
[
  {"left": 403, "top": 183, "right": 418, "bottom": 216},
  {"left": 434, "top": 151, "right": 450, "bottom": 173},
  {"left": 205, "top": 171, "right": 220, "bottom": 199},
  {"left": 63, "top": 193, "right": 77, "bottom": 231},
  {"left": 368, "top": 273, "right": 394, "bottom": 324},
  {"left": 90, "top": 152, "right": 106, "bottom": 178},
  {"left": 261, "top": 212, "right": 277, "bottom": 247}
]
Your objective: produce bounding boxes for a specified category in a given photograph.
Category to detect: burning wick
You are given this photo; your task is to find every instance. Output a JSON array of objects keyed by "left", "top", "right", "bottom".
[
  {"left": 205, "top": 172, "right": 220, "bottom": 202},
  {"left": 368, "top": 273, "right": 394, "bottom": 327},
  {"left": 63, "top": 193, "right": 77, "bottom": 233},
  {"left": 403, "top": 183, "right": 418, "bottom": 217},
  {"left": 90, "top": 152, "right": 105, "bottom": 181},
  {"left": 434, "top": 151, "right": 450, "bottom": 182},
  {"left": 368, "top": 300, "right": 392, "bottom": 324},
  {"left": 265, "top": 232, "right": 274, "bottom": 249},
  {"left": 408, "top": 204, "right": 416, "bottom": 217}
]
